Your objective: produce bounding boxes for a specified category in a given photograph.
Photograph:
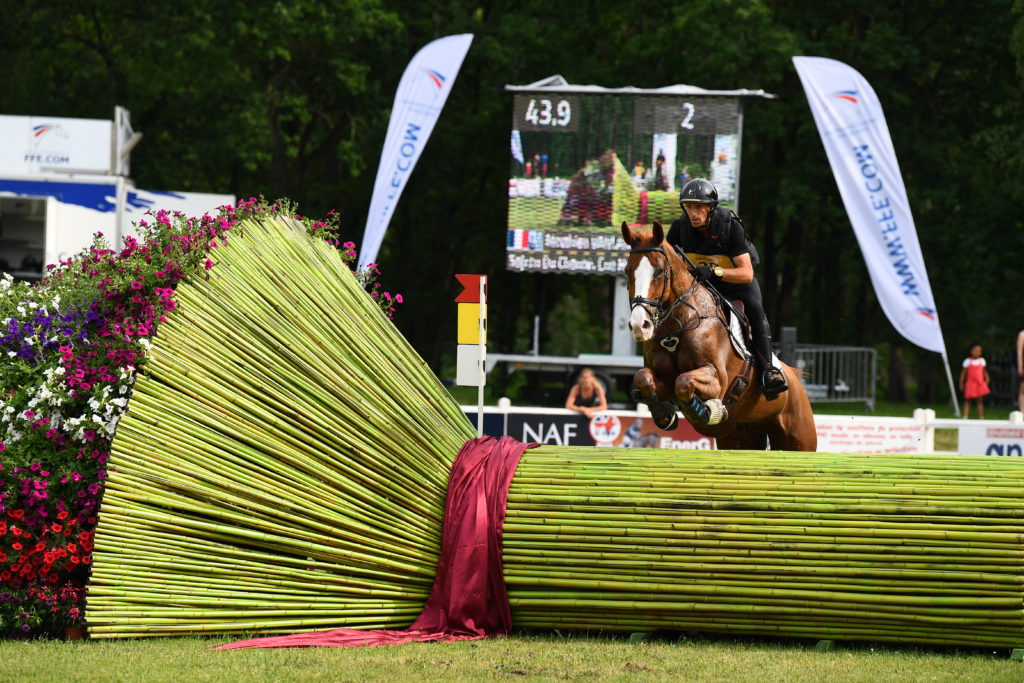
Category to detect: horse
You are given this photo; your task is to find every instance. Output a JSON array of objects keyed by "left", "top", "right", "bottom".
[{"left": 621, "top": 221, "right": 817, "bottom": 451}]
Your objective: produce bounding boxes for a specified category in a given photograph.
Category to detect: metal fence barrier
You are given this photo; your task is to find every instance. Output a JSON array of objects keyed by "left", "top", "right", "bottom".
[{"left": 793, "top": 344, "right": 877, "bottom": 411}]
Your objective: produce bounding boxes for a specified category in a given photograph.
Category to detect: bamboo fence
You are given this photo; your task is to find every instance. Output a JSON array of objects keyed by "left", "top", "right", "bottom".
[{"left": 85, "top": 215, "right": 1024, "bottom": 647}]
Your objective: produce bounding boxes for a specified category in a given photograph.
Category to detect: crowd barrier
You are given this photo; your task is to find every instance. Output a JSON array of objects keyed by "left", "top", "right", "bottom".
[{"left": 462, "top": 402, "right": 1024, "bottom": 455}]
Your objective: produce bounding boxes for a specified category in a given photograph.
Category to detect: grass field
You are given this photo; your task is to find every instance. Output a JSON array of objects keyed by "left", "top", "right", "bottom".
[{"left": 1, "top": 632, "right": 1020, "bottom": 681}]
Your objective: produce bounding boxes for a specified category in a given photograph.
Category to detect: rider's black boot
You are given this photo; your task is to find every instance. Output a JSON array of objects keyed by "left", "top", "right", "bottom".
[
  {"left": 752, "top": 324, "right": 788, "bottom": 401},
  {"left": 761, "top": 365, "right": 788, "bottom": 401}
]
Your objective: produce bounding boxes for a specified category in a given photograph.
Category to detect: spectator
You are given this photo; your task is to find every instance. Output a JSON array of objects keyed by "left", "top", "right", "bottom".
[
  {"left": 958, "top": 342, "right": 991, "bottom": 419},
  {"left": 565, "top": 368, "right": 607, "bottom": 420}
]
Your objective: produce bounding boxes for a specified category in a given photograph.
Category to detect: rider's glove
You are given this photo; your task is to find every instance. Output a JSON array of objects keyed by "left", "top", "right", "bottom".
[{"left": 690, "top": 265, "right": 716, "bottom": 282}]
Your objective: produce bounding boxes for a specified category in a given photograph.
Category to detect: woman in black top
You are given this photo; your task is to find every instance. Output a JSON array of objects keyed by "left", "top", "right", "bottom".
[{"left": 565, "top": 368, "right": 608, "bottom": 419}]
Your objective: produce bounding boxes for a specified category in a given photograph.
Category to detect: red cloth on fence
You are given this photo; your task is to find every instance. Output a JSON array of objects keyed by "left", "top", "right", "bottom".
[{"left": 216, "top": 435, "right": 535, "bottom": 649}]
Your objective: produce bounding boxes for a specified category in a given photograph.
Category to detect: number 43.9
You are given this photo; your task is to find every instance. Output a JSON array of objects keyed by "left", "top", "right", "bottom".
[{"left": 525, "top": 99, "right": 572, "bottom": 126}]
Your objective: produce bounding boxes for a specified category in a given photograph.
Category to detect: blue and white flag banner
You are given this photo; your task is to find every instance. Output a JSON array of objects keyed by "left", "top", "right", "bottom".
[
  {"left": 793, "top": 56, "right": 946, "bottom": 355},
  {"left": 359, "top": 33, "right": 473, "bottom": 268}
]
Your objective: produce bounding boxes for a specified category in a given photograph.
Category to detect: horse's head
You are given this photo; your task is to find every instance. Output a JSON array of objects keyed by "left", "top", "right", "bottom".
[{"left": 621, "top": 221, "right": 686, "bottom": 342}]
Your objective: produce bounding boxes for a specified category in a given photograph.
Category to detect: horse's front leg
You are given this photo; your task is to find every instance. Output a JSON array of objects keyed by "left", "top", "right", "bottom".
[
  {"left": 675, "top": 364, "right": 727, "bottom": 426},
  {"left": 632, "top": 367, "right": 680, "bottom": 431}
]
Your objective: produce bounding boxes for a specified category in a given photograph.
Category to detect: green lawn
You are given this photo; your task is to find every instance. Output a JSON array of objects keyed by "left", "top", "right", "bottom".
[{"left": 0, "top": 633, "right": 1020, "bottom": 682}]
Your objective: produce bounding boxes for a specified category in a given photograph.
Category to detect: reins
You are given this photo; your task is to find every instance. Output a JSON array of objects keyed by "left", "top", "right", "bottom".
[{"left": 628, "top": 246, "right": 721, "bottom": 334}]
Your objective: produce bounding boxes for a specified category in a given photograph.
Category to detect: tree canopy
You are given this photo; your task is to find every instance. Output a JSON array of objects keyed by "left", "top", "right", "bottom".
[{"left": 2, "top": 0, "right": 1022, "bottom": 403}]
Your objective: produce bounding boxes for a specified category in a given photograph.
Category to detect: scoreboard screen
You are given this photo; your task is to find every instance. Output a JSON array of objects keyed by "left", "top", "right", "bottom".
[{"left": 507, "top": 90, "right": 744, "bottom": 275}]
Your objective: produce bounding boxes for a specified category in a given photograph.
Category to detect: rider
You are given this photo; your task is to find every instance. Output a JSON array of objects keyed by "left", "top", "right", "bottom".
[{"left": 666, "top": 178, "right": 788, "bottom": 400}]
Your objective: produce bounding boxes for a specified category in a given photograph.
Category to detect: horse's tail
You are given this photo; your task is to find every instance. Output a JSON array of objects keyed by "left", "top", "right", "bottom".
[{"left": 782, "top": 362, "right": 811, "bottom": 382}]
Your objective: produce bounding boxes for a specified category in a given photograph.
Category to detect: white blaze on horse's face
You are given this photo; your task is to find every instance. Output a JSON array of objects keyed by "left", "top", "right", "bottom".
[{"left": 629, "top": 255, "right": 657, "bottom": 341}]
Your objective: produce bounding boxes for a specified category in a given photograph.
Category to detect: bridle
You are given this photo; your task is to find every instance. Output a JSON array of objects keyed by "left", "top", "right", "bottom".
[{"left": 627, "top": 246, "right": 706, "bottom": 332}]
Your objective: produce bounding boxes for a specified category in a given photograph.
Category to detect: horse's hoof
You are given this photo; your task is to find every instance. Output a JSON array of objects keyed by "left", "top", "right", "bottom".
[
  {"left": 705, "top": 399, "right": 728, "bottom": 426},
  {"left": 651, "top": 402, "right": 678, "bottom": 431}
]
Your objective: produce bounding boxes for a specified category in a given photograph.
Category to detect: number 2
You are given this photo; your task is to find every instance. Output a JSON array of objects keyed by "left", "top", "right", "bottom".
[{"left": 680, "top": 102, "right": 695, "bottom": 130}]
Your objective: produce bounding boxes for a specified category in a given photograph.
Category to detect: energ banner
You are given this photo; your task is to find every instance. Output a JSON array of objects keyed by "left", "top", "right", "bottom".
[
  {"left": 793, "top": 57, "right": 946, "bottom": 355},
  {"left": 359, "top": 34, "right": 473, "bottom": 268}
]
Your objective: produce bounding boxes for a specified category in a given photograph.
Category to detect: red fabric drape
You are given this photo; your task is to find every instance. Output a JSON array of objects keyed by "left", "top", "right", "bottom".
[{"left": 216, "top": 435, "right": 535, "bottom": 649}]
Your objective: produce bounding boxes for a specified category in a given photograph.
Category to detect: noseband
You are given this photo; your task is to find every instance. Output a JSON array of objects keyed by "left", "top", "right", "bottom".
[{"left": 628, "top": 246, "right": 701, "bottom": 331}]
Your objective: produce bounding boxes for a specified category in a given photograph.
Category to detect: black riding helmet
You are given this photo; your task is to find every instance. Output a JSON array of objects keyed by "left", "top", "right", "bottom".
[{"left": 679, "top": 178, "right": 719, "bottom": 208}]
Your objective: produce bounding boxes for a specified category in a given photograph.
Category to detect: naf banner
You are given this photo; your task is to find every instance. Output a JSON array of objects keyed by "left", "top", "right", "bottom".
[
  {"left": 793, "top": 57, "right": 946, "bottom": 356},
  {"left": 359, "top": 34, "right": 473, "bottom": 268},
  {"left": 504, "top": 412, "right": 713, "bottom": 449}
]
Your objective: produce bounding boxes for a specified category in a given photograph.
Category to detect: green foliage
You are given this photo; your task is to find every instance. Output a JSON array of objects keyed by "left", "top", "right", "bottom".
[
  {"left": 544, "top": 291, "right": 608, "bottom": 357},
  {"left": 1, "top": 0, "right": 1022, "bottom": 392}
]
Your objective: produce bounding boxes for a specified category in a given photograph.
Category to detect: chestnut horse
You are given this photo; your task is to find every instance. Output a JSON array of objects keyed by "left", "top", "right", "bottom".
[{"left": 621, "top": 221, "right": 816, "bottom": 451}]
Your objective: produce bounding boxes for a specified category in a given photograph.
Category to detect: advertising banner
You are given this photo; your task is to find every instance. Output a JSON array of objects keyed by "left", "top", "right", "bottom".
[
  {"left": 359, "top": 34, "right": 473, "bottom": 268},
  {"left": 793, "top": 57, "right": 946, "bottom": 355},
  {"left": 814, "top": 415, "right": 927, "bottom": 454},
  {"left": 505, "top": 412, "right": 714, "bottom": 449},
  {"left": 0, "top": 115, "right": 113, "bottom": 176},
  {"left": 957, "top": 424, "right": 1024, "bottom": 456}
]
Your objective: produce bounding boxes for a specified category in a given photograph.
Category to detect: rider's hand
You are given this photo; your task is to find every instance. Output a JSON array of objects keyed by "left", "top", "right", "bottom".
[{"left": 690, "top": 265, "right": 716, "bottom": 282}]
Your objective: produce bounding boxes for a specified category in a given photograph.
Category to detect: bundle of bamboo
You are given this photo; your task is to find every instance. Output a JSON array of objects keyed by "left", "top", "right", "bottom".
[
  {"left": 86, "top": 212, "right": 1024, "bottom": 647},
  {"left": 86, "top": 215, "right": 474, "bottom": 637}
]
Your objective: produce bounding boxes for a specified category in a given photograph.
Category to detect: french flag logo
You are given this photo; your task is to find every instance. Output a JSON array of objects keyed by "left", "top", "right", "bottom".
[
  {"left": 914, "top": 307, "right": 937, "bottom": 320},
  {"left": 32, "top": 124, "right": 54, "bottom": 138},
  {"left": 422, "top": 68, "right": 446, "bottom": 89},
  {"left": 831, "top": 90, "right": 859, "bottom": 103}
]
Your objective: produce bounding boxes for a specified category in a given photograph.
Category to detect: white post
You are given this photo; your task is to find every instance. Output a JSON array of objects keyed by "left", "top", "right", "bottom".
[
  {"left": 611, "top": 275, "right": 634, "bottom": 356},
  {"left": 114, "top": 176, "right": 126, "bottom": 251},
  {"left": 914, "top": 408, "right": 936, "bottom": 453},
  {"left": 477, "top": 276, "right": 487, "bottom": 437},
  {"left": 498, "top": 396, "right": 512, "bottom": 437}
]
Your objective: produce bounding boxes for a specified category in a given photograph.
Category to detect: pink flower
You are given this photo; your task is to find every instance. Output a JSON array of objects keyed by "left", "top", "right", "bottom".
[
  {"left": 395, "top": 294, "right": 404, "bottom": 303},
  {"left": 203, "top": 259, "right": 214, "bottom": 270}
]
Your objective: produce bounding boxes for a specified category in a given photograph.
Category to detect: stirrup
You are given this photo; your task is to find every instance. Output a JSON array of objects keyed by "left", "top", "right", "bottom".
[{"left": 761, "top": 367, "right": 788, "bottom": 401}]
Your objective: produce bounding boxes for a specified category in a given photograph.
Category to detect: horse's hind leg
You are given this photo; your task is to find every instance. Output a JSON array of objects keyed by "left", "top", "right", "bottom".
[
  {"left": 765, "top": 368, "right": 818, "bottom": 451},
  {"left": 632, "top": 367, "right": 679, "bottom": 430},
  {"left": 716, "top": 423, "right": 768, "bottom": 451}
]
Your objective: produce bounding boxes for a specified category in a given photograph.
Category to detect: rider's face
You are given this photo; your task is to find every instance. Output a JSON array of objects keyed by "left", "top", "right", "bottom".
[{"left": 685, "top": 203, "right": 712, "bottom": 227}]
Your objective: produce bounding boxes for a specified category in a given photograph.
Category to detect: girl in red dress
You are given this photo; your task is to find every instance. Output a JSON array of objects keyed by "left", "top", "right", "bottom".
[{"left": 959, "top": 343, "right": 991, "bottom": 419}]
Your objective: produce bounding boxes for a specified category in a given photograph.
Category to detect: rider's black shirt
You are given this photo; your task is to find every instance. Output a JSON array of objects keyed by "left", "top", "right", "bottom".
[{"left": 666, "top": 207, "right": 756, "bottom": 268}]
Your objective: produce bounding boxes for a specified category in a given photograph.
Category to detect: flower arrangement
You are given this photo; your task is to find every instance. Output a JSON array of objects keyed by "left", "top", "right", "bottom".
[{"left": 0, "top": 198, "right": 399, "bottom": 637}]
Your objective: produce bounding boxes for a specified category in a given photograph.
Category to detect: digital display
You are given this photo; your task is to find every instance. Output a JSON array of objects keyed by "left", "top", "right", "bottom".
[{"left": 507, "top": 93, "right": 742, "bottom": 274}]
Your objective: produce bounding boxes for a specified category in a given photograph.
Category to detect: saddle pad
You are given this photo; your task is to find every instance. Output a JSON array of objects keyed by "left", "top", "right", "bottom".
[{"left": 726, "top": 308, "right": 783, "bottom": 370}]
